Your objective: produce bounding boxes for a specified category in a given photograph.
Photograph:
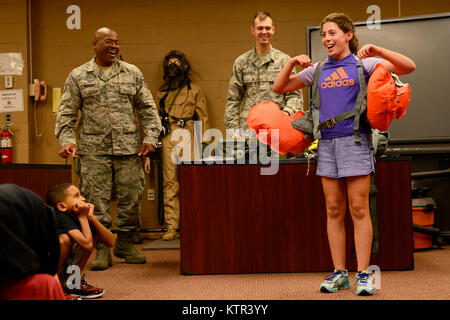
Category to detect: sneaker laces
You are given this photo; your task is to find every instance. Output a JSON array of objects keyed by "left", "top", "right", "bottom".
[
  {"left": 324, "top": 270, "right": 345, "bottom": 281},
  {"left": 356, "top": 272, "right": 371, "bottom": 285},
  {"left": 80, "top": 275, "right": 94, "bottom": 289},
  {"left": 81, "top": 275, "right": 104, "bottom": 292}
]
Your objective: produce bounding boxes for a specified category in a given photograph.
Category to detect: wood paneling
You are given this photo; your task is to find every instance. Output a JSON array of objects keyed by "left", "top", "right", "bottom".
[
  {"left": 179, "top": 158, "right": 413, "bottom": 274},
  {"left": 0, "top": 164, "right": 72, "bottom": 201}
]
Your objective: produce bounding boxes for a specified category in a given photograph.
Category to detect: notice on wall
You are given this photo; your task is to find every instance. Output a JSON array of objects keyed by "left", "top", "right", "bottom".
[
  {"left": 0, "top": 89, "right": 24, "bottom": 112},
  {"left": 0, "top": 53, "right": 24, "bottom": 75}
]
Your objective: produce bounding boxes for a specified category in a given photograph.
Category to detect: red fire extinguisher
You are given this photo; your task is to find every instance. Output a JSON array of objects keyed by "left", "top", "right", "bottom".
[{"left": 0, "top": 123, "right": 13, "bottom": 163}]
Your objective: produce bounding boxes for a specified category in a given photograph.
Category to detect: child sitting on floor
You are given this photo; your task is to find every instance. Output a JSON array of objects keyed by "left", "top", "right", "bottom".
[{"left": 46, "top": 183, "right": 115, "bottom": 299}]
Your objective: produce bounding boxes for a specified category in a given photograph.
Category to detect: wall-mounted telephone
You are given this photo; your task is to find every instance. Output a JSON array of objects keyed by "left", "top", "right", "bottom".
[
  {"left": 32, "top": 79, "right": 48, "bottom": 137},
  {"left": 33, "top": 79, "right": 47, "bottom": 102}
]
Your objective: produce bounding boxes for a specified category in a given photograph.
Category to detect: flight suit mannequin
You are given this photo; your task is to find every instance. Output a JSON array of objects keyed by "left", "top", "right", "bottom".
[{"left": 156, "top": 50, "right": 209, "bottom": 241}]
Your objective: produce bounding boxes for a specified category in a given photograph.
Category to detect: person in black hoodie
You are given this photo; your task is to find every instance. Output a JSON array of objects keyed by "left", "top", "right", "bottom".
[{"left": 0, "top": 184, "right": 64, "bottom": 300}]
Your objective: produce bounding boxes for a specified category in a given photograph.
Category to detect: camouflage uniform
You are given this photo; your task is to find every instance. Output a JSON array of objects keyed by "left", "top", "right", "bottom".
[
  {"left": 225, "top": 46, "right": 303, "bottom": 131},
  {"left": 156, "top": 83, "right": 209, "bottom": 232},
  {"left": 55, "top": 57, "right": 162, "bottom": 233}
]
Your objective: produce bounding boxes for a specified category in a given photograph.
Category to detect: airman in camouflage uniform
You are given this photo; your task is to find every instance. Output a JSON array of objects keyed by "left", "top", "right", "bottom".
[
  {"left": 55, "top": 27, "right": 162, "bottom": 269},
  {"left": 224, "top": 12, "right": 303, "bottom": 133}
]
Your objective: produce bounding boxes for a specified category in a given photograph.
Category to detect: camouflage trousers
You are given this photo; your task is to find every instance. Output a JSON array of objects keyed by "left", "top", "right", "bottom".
[{"left": 79, "top": 154, "right": 145, "bottom": 232}]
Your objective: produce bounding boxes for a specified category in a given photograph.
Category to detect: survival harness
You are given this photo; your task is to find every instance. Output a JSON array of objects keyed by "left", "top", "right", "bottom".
[
  {"left": 292, "top": 60, "right": 369, "bottom": 143},
  {"left": 159, "top": 85, "right": 194, "bottom": 136}
]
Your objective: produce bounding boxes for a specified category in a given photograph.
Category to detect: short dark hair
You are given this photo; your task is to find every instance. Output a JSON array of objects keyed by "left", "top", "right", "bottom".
[
  {"left": 46, "top": 183, "right": 72, "bottom": 209},
  {"left": 252, "top": 11, "right": 272, "bottom": 26}
]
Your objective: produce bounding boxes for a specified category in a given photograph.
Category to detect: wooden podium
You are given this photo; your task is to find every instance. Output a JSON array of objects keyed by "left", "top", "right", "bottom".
[{"left": 179, "top": 158, "right": 413, "bottom": 275}]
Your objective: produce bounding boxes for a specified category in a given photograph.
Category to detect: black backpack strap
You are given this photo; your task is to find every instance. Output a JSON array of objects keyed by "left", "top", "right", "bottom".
[
  {"left": 309, "top": 62, "right": 324, "bottom": 110},
  {"left": 309, "top": 62, "right": 324, "bottom": 139},
  {"left": 369, "top": 175, "right": 380, "bottom": 253},
  {"left": 317, "top": 108, "right": 357, "bottom": 130},
  {"left": 353, "top": 59, "right": 367, "bottom": 143}
]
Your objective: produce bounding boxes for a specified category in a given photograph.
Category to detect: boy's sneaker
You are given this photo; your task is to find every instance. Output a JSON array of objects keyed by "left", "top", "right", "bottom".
[
  {"left": 320, "top": 270, "right": 350, "bottom": 293},
  {"left": 65, "top": 276, "right": 105, "bottom": 299},
  {"left": 356, "top": 271, "right": 375, "bottom": 296},
  {"left": 64, "top": 292, "right": 82, "bottom": 300}
]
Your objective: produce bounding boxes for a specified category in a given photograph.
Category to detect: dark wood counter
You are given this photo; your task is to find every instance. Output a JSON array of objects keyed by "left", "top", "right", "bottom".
[
  {"left": 0, "top": 163, "right": 72, "bottom": 201},
  {"left": 179, "top": 157, "right": 413, "bottom": 274}
]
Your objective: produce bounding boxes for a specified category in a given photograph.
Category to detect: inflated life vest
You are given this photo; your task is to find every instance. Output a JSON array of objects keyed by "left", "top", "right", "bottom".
[
  {"left": 292, "top": 60, "right": 411, "bottom": 140},
  {"left": 367, "top": 63, "right": 411, "bottom": 132},
  {"left": 247, "top": 101, "right": 312, "bottom": 155}
]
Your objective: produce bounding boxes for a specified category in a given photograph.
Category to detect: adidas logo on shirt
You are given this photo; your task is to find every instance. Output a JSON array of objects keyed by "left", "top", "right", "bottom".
[{"left": 321, "top": 67, "right": 355, "bottom": 89}]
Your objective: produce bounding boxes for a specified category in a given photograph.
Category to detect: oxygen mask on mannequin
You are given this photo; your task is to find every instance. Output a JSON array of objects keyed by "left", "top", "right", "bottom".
[{"left": 167, "top": 60, "right": 182, "bottom": 78}]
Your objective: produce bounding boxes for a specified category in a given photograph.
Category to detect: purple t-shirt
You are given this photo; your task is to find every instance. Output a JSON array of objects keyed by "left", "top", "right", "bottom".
[{"left": 298, "top": 54, "right": 382, "bottom": 139}]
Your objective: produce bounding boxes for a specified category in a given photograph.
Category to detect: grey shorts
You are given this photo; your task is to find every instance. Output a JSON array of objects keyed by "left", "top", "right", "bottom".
[{"left": 316, "top": 134, "right": 374, "bottom": 179}]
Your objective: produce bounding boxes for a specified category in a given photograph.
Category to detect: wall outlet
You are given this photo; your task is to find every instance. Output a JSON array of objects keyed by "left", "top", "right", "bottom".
[
  {"left": 53, "top": 88, "right": 61, "bottom": 113},
  {"left": 29, "top": 83, "right": 35, "bottom": 96},
  {"left": 147, "top": 189, "right": 155, "bottom": 201},
  {"left": 5, "top": 76, "right": 13, "bottom": 89}
]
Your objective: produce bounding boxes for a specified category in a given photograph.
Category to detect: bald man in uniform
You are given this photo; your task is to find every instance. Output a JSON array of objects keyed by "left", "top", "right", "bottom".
[{"left": 55, "top": 27, "right": 162, "bottom": 270}]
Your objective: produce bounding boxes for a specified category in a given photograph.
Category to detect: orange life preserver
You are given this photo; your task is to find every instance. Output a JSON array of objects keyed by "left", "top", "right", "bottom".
[
  {"left": 247, "top": 101, "right": 312, "bottom": 155},
  {"left": 367, "top": 63, "right": 411, "bottom": 132}
]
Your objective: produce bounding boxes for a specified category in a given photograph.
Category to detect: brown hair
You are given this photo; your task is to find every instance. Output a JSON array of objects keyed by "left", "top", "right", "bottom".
[
  {"left": 252, "top": 11, "right": 273, "bottom": 26},
  {"left": 320, "top": 13, "right": 359, "bottom": 55}
]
